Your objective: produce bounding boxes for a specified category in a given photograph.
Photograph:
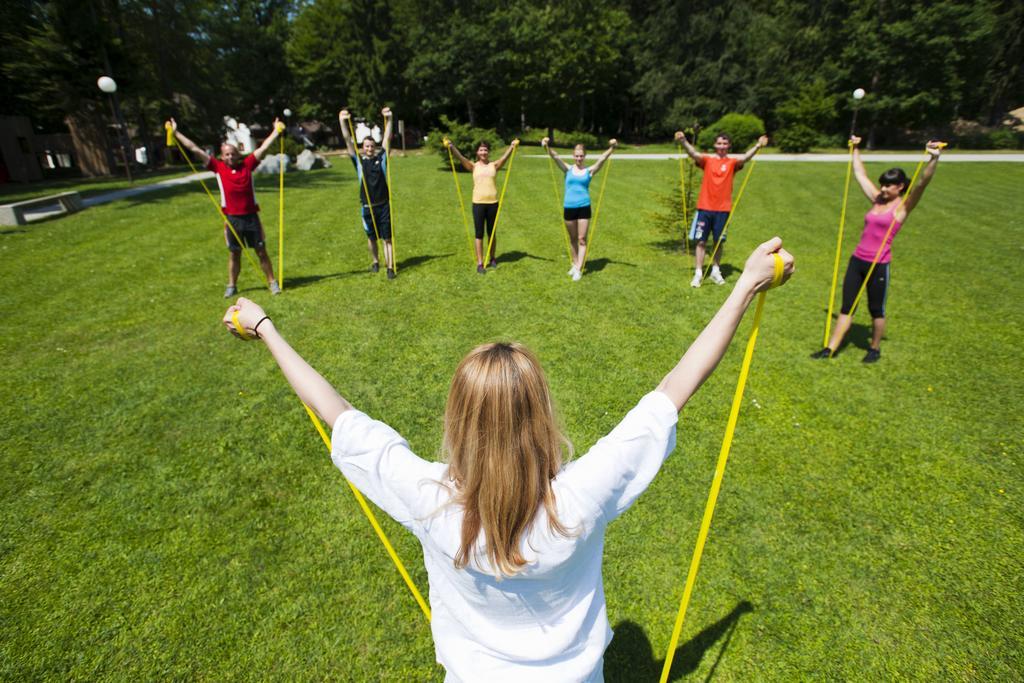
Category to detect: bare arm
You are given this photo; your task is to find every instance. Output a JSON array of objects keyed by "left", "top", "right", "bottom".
[
  {"left": 338, "top": 110, "right": 356, "bottom": 158},
  {"left": 656, "top": 237, "right": 794, "bottom": 411},
  {"left": 223, "top": 298, "right": 352, "bottom": 426},
  {"left": 589, "top": 139, "right": 618, "bottom": 175},
  {"left": 898, "top": 141, "right": 943, "bottom": 221},
  {"left": 445, "top": 140, "right": 475, "bottom": 171},
  {"left": 251, "top": 118, "right": 284, "bottom": 161},
  {"left": 493, "top": 139, "right": 519, "bottom": 171},
  {"left": 673, "top": 131, "right": 704, "bottom": 166},
  {"left": 167, "top": 118, "right": 211, "bottom": 166},
  {"left": 737, "top": 134, "right": 768, "bottom": 169},
  {"left": 381, "top": 107, "right": 394, "bottom": 156},
  {"left": 850, "top": 136, "right": 878, "bottom": 201},
  {"left": 542, "top": 137, "right": 569, "bottom": 172}
]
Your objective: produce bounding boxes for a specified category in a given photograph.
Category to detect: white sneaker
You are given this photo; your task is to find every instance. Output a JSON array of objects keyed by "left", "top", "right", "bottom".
[
  {"left": 709, "top": 268, "right": 725, "bottom": 285},
  {"left": 572, "top": 270, "right": 582, "bottom": 281},
  {"left": 690, "top": 272, "right": 702, "bottom": 288}
]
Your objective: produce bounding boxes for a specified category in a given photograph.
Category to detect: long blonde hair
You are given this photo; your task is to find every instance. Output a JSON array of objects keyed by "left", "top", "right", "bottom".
[{"left": 443, "top": 342, "right": 571, "bottom": 577}]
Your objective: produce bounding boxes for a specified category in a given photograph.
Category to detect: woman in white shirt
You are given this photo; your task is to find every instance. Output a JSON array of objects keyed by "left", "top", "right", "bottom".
[{"left": 222, "top": 238, "right": 793, "bottom": 682}]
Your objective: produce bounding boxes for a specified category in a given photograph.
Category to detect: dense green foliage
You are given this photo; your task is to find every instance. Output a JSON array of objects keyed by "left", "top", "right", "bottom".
[
  {"left": 2, "top": 0, "right": 1022, "bottom": 147},
  {"left": 697, "top": 113, "right": 766, "bottom": 151},
  {"left": 1, "top": 156, "right": 1022, "bottom": 678}
]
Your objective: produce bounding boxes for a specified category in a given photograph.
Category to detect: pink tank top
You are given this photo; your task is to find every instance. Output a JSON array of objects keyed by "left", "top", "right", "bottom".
[{"left": 853, "top": 206, "right": 903, "bottom": 264}]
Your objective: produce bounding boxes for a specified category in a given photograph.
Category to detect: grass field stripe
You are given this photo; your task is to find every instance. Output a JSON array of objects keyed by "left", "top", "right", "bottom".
[
  {"left": 230, "top": 311, "right": 250, "bottom": 340},
  {"left": 660, "top": 289, "right": 769, "bottom": 682},
  {"left": 548, "top": 154, "right": 573, "bottom": 263},
  {"left": 847, "top": 152, "right": 928, "bottom": 317},
  {"left": 172, "top": 137, "right": 269, "bottom": 288},
  {"left": 823, "top": 143, "right": 854, "bottom": 346},
  {"left": 703, "top": 152, "right": 760, "bottom": 281},
  {"left": 485, "top": 144, "right": 517, "bottom": 265},
  {"left": 581, "top": 158, "right": 611, "bottom": 273},
  {"left": 301, "top": 403, "right": 432, "bottom": 622},
  {"left": 278, "top": 134, "right": 284, "bottom": 290},
  {"left": 445, "top": 144, "right": 476, "bottom": 266},
  {"left": 677, "top": 144, "right": 689, "bottom": 258},
  {"left": 345, "top": 118, "right": 383, "bottom": 248}
]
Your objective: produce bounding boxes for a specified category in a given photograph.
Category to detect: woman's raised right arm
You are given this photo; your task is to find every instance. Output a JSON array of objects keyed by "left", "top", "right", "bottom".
[
  {"left": 850, "top": 136, "right": 878, "bottom": 201},
  {"left": 542, "top": 137, "right": 569, "bottom": 172},
  {"left": 223, "top": 298, "right": 352, "bottom": 426}
]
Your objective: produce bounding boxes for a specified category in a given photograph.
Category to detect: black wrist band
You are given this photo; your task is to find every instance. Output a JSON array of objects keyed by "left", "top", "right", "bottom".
[{"left": 253, "top": 316, "right": 271, "bottom": 339}]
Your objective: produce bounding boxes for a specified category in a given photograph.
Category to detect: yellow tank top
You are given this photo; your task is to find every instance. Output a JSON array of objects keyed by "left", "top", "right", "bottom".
[{"left": 472, "top": 162, "right": 498, "bottom": 204}]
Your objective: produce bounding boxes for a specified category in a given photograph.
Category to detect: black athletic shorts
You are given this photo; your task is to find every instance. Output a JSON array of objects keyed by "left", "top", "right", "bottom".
[
  {"left": 840, "top": 255, "right": 890, "bottom": 318},
  {"left": 361, "top": 203, "right": 392, "bottom": 240},
  {"left": 563, "top": 205, "right": 592, "bottom": 221},
  {"left": 224, "top": 213, "right": 266, "bottom": 251},
  {"left": 473, "top": 202, "right": 498, "bottom": 239},
  {"left": 690, "top": 210, "right": 729, "bottom": 244}
]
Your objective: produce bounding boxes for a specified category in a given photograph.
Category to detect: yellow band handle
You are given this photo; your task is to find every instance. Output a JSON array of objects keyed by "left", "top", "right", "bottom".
[
  {"left": 934, "top": 142, "right": 948, "bottom": 149},
  {"left": 276, "top": 122, "right": 286, "bottom": 133},
  {"left": 231, "top": 311, "right": 251, "bottom": 340},
  {"left": 165, "top": 123, "right": 174, "bottom": 147},
  {"left": 769, "top": 253, "right": 784, "bottom": 289}
]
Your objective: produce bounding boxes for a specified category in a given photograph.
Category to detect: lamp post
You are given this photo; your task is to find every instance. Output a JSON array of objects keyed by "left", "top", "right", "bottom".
[{"left": 97, "top": 76, "right": 133, "bottom": 183}]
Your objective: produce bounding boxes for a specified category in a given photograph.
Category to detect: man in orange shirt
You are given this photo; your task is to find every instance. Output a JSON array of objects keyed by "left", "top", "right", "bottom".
[{"left": 674, "top": 130, "right": 768, "bottom": 287}]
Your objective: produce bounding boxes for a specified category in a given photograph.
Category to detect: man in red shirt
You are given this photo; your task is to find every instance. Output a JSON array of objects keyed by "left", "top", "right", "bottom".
[
  {"left": 168, "top": 117, "right": 284, "bottom": 297},
  {"left": 674, "top": 130, "right": 768, "bottom": 287}
]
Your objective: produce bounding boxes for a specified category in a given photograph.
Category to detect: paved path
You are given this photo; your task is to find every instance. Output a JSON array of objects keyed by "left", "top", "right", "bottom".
[{"left": 529, "top": 153, "right": 1024, "bottom": 162}]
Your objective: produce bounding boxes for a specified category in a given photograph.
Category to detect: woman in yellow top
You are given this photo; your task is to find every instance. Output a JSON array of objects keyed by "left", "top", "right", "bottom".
[{"left": 447, "top": 139, "right": 519, "bottom": 274}]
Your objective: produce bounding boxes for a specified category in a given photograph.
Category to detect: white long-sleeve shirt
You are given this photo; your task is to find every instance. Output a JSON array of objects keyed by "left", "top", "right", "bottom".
[{"left": 331, "top": 391, "right": 678, "bottom": 682}]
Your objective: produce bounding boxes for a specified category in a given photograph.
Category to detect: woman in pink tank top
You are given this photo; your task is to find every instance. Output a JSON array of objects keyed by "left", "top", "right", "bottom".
[{"left": 811, "top": 136, "right": 943, "bottom": 363}]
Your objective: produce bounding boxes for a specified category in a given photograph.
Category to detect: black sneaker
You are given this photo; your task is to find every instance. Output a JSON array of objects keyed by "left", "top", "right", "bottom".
[
  {"left": 369, "top": 262, "right": 380, "bottom": 273},
  {"left": 488, "top": 259, "right": 498, "bottom": 269},
  {"left": 386, "top": 268, "right": 396, "bottom": 280},
  {"left": 810, "top": 347, "right": 833, "bottom": 359},
  {"left": 862, "top": 348, "right": 881, "bottom": 364},
  {"left": 477, "top": 264, "right": 486, "bottom": 275}
]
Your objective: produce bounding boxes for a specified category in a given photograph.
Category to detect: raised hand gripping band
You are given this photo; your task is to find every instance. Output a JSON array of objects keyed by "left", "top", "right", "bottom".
[{"left": 231, "top": 311, "right": 251, "bottom": 340}]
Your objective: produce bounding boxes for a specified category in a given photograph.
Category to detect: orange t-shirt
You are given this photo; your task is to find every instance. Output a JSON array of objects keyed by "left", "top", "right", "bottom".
[{"left": 696, "top": 155, "right": 738, "bottom": 212}]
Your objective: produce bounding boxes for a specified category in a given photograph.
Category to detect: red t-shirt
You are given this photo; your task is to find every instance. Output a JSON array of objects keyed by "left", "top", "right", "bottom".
[
  {"left": 207, "top": 154, "right": 259, "bottom": 215},
  {"left": 696, "top": 155, "right": 738, "bottom": 212}
]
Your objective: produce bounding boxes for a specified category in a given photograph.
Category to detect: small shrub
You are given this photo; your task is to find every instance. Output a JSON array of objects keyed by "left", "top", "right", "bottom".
[
  {"left": 774, "top": 125, "right": 816, "bottom": 153},
  {"left": 697, "top": 113, "right": 765, "bottom": 151},
  {"left": 519, "top": 128, "right": 600, "bottom": 149},
  {"left": 988, "top": 129, "right": 1020, "bottom": 149},
  {"left": 427, "top": 115, "right": 503, "bottom": 168}
]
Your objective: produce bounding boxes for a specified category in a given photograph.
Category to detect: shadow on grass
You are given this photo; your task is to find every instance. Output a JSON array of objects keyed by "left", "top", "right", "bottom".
[
  {"left": 605, "top": 601, "right": 754, "bottom": 682},
  {"left": 282, "top": 269, "right": 367, "bottom": 290},
  {"left": 584, "top": 257, "right": 638, "bottom": 273},
  {"left": 819, "top": 312, "right": 883, "bottom": 356},
  {"left": 0, "top": 228, "right": 29, "bottom": 236},
  {"left": 500, "top": 250, "right": 552, "bottom": 264},
  {"left": 396, "top": 252, "right": 452, "bottom": 272},
  {"left": 650, "top": 238, "right": 688, "bottom": 255}
]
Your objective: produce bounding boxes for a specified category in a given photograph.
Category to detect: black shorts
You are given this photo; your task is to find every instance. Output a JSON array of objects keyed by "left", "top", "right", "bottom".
[
  {"left": 563, "top": 206, "right": 592, "bottom": 221},
  {"left": 361, "top": 203, "right": 392, "bottom": 240},
  {"left": 840, "top": 255, "right": 890, "bottom": 318},
  {"left": 473, "top": 202, "right": 498, "bottom": 239},
  {"left": 690, "top": 210, "right": 729, "bottom": 243},
  {"left": 224, "top": 214, "right": 266, "bottom": 252}
]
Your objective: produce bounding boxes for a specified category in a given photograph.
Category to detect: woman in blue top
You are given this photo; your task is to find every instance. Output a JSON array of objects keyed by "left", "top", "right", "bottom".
[{"left": 543, "top": 137, "right": 617, "bottom": 281}]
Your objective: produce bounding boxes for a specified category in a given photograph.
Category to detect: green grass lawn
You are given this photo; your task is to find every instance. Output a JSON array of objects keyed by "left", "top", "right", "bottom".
[
  {"left": 1, "top": 154, "right": 1021, "bottom": 680},
  {"left": 0, "top": 165, "right": 196, "bottom": 204}
]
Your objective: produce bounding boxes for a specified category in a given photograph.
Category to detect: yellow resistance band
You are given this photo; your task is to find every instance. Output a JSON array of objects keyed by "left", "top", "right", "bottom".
[
  {"left": 484, "top": 144, "right": 517, "bottom": 265},
  {"left": 166, "top": 123, "right": 269, "bottom": 288},
  {"left": 226, "top": 313, "right": 430, "bottom": 621},
  {"left": 444, "top": 142, "right": 476, "bottom": 266},
  {"left": 845, "top": 150, "right": 931, "bottom": 318},
  {"left": 547, "top": 153, "right": 574, "bottom": 264},
  {"left": 385, "top": 134, "right": 398, "bottom": 274},
  {"left": 580, "top": 158, "right": 612, "bottom": 274},
  {"left": 659, "top": 254, "right": 784, "bottom": 683},
  {"left": 703, "top": 152, "right": 761, "bottom": 280},
  {"left": 345, "top": 118, "right": 384, "bottom": 248},
  {"left": 822, "top": 142, "right": 854, "bottom": 347},
  {"left": 277, "top": 124, "right": 285, "bottom": 290},
  {"left": 301, "top": 404, "right": 431, "bottom": 621},
  {"left": 677, "top": 144, "right": 689, "bottom": 258}
]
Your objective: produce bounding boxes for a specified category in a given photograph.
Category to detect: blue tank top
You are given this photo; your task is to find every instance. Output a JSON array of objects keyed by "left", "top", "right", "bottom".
[{"left": 563, "top": 167, "right": 592, "bottom": 208}]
